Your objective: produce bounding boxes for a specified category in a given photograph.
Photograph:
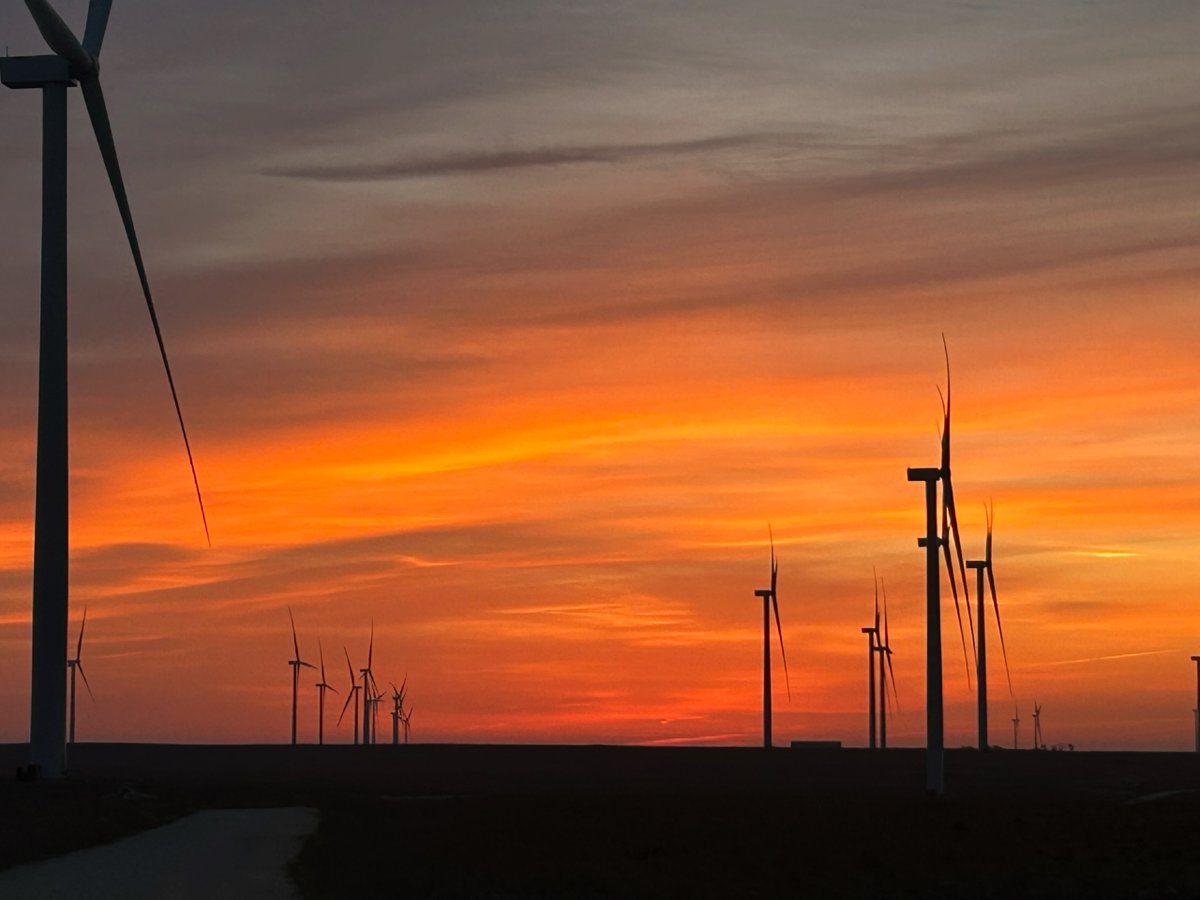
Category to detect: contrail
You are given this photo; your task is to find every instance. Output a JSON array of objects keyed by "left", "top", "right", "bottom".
[{"left": 1029, "top": 648, "right": 1179, "bottom": 669}]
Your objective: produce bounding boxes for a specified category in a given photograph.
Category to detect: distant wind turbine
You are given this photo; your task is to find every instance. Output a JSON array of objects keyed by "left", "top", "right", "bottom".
[
  {"left": 878, "top": 580, "right": 898, "bottom": 750},
  {"left": 288, "top": 609, "right": 316, "bottom": 745},
  {"left": 338, "top": 648, "right": 362, "bottom": 745},
  {"left": 861, "top": 575, "right": 880, "bottom": 749},
  {"left": 753, "top": 528, "right": 790, "bottom": 749},
  {"left": 4, "top": 0, "right": 209, "bottom": 780},
  {"left": 966, "top": 502, "right": 1013, "bottom": 750},
  {"left": 66, "top": 606, "right": 94, "bottom": 748},
  {"left": 1012, "top": 706, "right": 1020, "bottom": 750},
  {"left": 390, "top": 678, "right": 407, "bottom": 746},
  {"left": 1032, "top": 702, "right": 1043, "bottom": 750},
  {"left": 314, "top": 640, "right": 337, "bottom": 746},
  {"left": 359, "top": 623, "right": 379, "bottom": 746},
  {"left": 1192, "top": 655, "right": 1200, "bottom": 753}
]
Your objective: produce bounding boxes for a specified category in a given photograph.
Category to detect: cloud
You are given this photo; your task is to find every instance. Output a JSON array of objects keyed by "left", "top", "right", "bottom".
[{"left": 260, "top": 132, "right": 812, "bottom": 182}]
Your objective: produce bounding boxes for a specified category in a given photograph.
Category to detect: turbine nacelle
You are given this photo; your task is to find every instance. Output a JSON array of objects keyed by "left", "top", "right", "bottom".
[{"left": 23, "top": 0, "right": 100, "bottom": 81}]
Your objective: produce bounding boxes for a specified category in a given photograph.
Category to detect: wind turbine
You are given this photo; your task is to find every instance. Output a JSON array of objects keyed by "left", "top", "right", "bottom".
[
  {"left": 337, "top": 648, "right": 362, "bottom": 745},
  {"left": 861, "top": 575, "right": 880, "bottom": 749},
  {"left": 402, "top": 705, "right": 413, "bottom": 744},
  {"left": 369, "top": 685, "right": 386, "bottom": 744},
  {"left": 1191, "top": 656, "right": 1199, "bottom": 753},
  {"left": 878, "top": 580, "right": 898, "bottom": 750},
  {"left": 314, "top": 640, "right": 337, "bottom": 746},
  {"left": 966, "top": 502, "right": 1013, "bottom": 750},
  {"left": 752, "top": 529, "right": 790, "bottom": 749},
  {"left": 66, "top": 605, "right": 93, "bottom": 748},
  {"left": 3, "top": 0, "right": 209, "bottom": 779},
  {"left": 1011, "top": 705, "right": 1020, "bottom": 750},
  {"left": 359, "top": 623, "right": 379, "bottom": 746},
  {"left": 287, "top": 609, "right": 316, "bottom": 745},
  {"left": 906, "top": 336, "right": 972, "bottom": 794},
  {"left": 390, "top": 678, "right": 407, "bottom": 746},
  {"left": 1032, "top": 702, "right": 1043, "bottom": 750}
]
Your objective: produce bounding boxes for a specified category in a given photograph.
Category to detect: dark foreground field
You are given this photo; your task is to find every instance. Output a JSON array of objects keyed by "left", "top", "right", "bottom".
[{"left": 2, "top": 743, "right": 1198, "bottom": 898}]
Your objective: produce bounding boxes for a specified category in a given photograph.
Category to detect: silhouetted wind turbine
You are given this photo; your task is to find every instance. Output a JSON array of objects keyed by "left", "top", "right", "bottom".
[
  {"left": 390, "top": 678, "right": 407, "bottom": 746},
  {"left": 314, "top": 640, "right": 337, "bottom": 746},
  {"left": 66, "top": 605, "right": 93, "bottom": 748},
  {"left": 360, "top": 623, "right": 379, "bottom": 746},
  {"left": 753, "top": 529, "right": 790, "bottom": 749},
  {"left": 878, "top": 580, "right": 898, "bottom": 750},
  {"left": 1011, "top": 705, "right": 1020, "bottom": 750},
  {"left": 861, "top": 575, "right": 880, "bottom": 749},
  {"left": 907, "top": 336, "right": 972, "bottom": 795},
  {"left": 1032, "top": 701, "right": 1043, "bottom": 750},
  {"left": 287, "top": 609, "right": 316, "bottom": 745},
  {"left": 370, "top": 686, "right": 386, "bottom": 744},
  {"left": 338, "top": 648, "right": 362, "bottom": 745},
  {"left": 966, "top": 502, "right": 1013, "bottom": 750},
  {"left": 1191, "top": 655, "right": 1200, "bottom": 753},
  {"left": 3, "top": 0, "right": 209, "bottom": 780},
  {"left": 402, "top": 705, "right": 413, "bottom": 744}
]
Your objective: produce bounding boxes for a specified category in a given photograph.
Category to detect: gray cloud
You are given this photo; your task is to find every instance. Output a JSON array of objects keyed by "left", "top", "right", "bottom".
[{"left": 261, "top": 132, "right": 812, "bottom": 182}]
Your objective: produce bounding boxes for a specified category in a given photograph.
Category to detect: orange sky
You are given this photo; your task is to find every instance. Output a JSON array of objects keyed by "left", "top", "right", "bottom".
[{"left": 0, "top": 2, "right": 1197, "bottom": 749}]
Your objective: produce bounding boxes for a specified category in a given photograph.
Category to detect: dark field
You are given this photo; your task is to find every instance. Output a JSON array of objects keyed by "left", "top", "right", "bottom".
[{"left": 2, "top": 743, "right": 1198, "bottom": 898}]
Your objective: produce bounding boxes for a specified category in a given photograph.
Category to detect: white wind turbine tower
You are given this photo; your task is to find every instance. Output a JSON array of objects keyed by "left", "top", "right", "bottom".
[{"left": 3, "top": 0, "right": 209, "bottom": 779}]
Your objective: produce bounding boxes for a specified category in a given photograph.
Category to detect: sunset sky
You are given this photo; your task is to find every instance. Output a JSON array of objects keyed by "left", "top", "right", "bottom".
[{"left": 1, "top": 1, "right": 1197, "bottom": 750}]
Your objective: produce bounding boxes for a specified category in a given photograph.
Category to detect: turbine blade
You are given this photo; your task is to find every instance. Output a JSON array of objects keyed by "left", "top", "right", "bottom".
[
  {"left": 76, "top": 605, "right": 88, "bottom": 661},
  {"left": 885, "top": 649, "right": 899, "bottom": 711},
  {"left": 882, "top": 581, "right": 890, "bottom": 650},
  {"left": 289, "top": 607, "right": 300, "bottom": 660},
  {"left": 988, "top": 566, "right": 1013, "bottom": 696},
  {"left": 942, "top": 499, "right": 972, "bottom": 689},
  {"left": 23, "top": 0, "right": 94, "bottom": 75},
  {"left": 80, "top": 78, "right": 210, "bottom": 546},
  {"left": 882, "top": 582, "right": 899, "bottom": 710},
  {"left": 367, "top": 621, "right": 374, "bottom": 672},
  {"left": 337, "top": 688, "right": 355, "bottom": 724},
  {"left": 300, "top": 660, "right": 317, "bottom": 670},
  {"left": 319, "top": 639, "right": 327, "bottom": 682},
  {"left": 985, "top": 501, "right": 994, "bottom": 566},
  {"left": 768, "top": 525, "right": 777, "bottom": 599},
  {"left": 944, "top": 478, "right": 976, "bottom": 659},
  {"left": 771, "top": 593, "right": 791, "bottom": 701},
  {"left": 873, "top": 569, "right": 880, "bottom": 634},
  {"left": 77, "top": 661, "right": 95, "bottom": 701},
  {"left": 82, "top": 0, "right": 112, "bottom": 57},
  {"left": 344, "top": 647, "right": 355, "bottom": 685}
]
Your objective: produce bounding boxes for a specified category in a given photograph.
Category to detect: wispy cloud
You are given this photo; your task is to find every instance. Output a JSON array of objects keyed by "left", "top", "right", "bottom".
[{"left": 260, "top": 132, "right": 809, "bottom": 182}]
